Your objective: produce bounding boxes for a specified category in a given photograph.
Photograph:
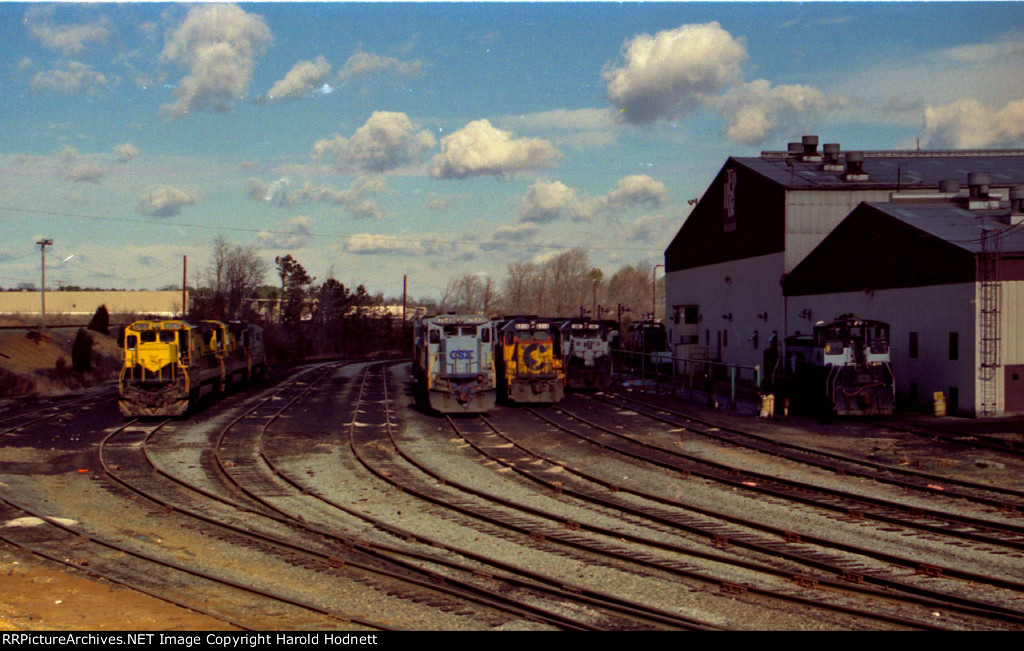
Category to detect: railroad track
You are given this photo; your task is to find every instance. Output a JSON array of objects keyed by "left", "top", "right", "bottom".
[
  {"left": 458, "top": 404, "right": 1024, "bottom": 626},
  {"left": 343, "top": 366, "right": 1011, "bottom": 629}
]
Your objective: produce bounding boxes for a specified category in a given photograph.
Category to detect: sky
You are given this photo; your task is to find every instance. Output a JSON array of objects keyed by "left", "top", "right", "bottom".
[{"left": 1, "top": 1, "right": 1022, "bottom": 302}]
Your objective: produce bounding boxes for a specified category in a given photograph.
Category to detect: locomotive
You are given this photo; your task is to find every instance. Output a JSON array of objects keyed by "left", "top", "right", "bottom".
[
  {"left": 772, "top": 315, "right": 895, "bottom": 417},
  {"left": 556, "top": 318, "right": 616, "bottom": 391},
  {"left": 119, "top": 319, "right": 266, "bottom": 417},
  {"left": 412, "top": 314, "right": 497, "bottom": 413},
  {"left": 494, "top": 316, "right": 565, "bottom": 404}
]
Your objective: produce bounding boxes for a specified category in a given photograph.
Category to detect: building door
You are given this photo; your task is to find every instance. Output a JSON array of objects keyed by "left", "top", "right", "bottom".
[{"left": 1006, "top": 365, "right": 1024, "bottom": 413}]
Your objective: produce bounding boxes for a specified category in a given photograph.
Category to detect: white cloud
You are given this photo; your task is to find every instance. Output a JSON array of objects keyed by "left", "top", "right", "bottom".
[
  {"left": 344, "top": 233, "right": 427, "bottom": 256},
  {"left": 114, "top": 143, "right": 139, "bottom": 162},
  {"left": 715, "top": 79, "right": 844, "bottom": 145},
  {"left": 917, "top": 97, "right": 1024, "bottom": 149},
  {"left": 265, "top": 55, "right": 331, "bottom": 101},
  {"left": 25, "top": 6, "right": 111, "bottom": 56},
  {"left": 519, "top": 181, "right": 578, "bottom": 223},
  {"left": 602, "top": 22, "right": 747, "bottom": 125},
  {"left": 249, "top": 176, "right": 387, "bottom": 220},
  {"left": 606, "top": 175, "right": 669, "bottom": 209},
  {"left": 258, "top": 216, "right": 313, "bottom": 250},
  {"left": 67, "top": 163, "right": 107, "bottom": 184},
  {"left": 137, "top": 185, "right": 198, "bottom": 217},
  {"left": 338, "top": 50, "right": 424, "bottom": 80},
  {"left": 430, "top": 119, "right": 562, "bottom": 179},
  {"left": 835, "top": 34, "right": 1024, "bottom": 128},
  {"left": 502, "top": 108, "right": 620, "bottom": 149},
  {"left": 159, "top": 4, "right": 272, "bottom": 119},
  {"left": 30, "top": 61, "right": 107, "bottom": 93},
  {"left": 519, "top": 175, "right": 668, "bottom": 224},
  {"left": 491, "top": 223, "right": 540, "bottom": 242},
  {"left": 311, "top": 112, "right": 436, "bottom": 173}
]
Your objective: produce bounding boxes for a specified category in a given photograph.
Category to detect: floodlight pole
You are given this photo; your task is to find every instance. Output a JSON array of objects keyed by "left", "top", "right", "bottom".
[{"left": 37, "top": 238, "right": 53, "bottom": 324}]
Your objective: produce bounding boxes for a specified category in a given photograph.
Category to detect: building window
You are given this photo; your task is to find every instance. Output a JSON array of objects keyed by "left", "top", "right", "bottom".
[
  {"left": 949, "top": 332, "right": 959, "bottom": 361},
  {"left": 909, "top": 332, "right": 918, "bottom": 359}
]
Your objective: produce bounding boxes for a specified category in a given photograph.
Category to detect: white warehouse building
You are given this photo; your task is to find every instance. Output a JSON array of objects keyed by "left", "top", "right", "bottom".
[{"left": 663, "top": 138, "right": 1024, "bottom": 416}]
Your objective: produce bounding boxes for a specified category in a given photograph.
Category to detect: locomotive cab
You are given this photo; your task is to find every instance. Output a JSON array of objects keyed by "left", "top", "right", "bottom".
[
  {"left": 774, "top": 316, "right": 895, "bottom": 417},
  {"left": 413, "top": 315, "right": 496, "bottom": 413},
  {"left": 495, "top": 317, "right": 565, "bottom": 404}
]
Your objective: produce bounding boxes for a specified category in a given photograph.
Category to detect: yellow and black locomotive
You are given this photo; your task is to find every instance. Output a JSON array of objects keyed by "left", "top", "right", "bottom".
[
  {"left": 119, "top": 319, "right": 266, "bottom": 417},
  {"left": 494, "top": 316, "right": 565, "bottom": 404}
]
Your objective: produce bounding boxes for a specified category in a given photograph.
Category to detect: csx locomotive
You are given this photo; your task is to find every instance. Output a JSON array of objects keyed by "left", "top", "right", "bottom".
[
  {"left": 119, "top": 319, "right": 266, "bottom": 417},
  {"left": 773, "top": 315, "right": 895, "bottom": 417},
  {"left": 413, "top": 314, "right": 497, "bottom": 413},
  {"left": 557, "top": 318, "right": 615, "bottom": 391},
  {"left": 494, "top": 316, "right": 565, "bottom": 404}
]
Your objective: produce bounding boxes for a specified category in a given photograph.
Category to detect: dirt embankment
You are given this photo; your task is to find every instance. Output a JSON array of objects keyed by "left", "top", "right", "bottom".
[{"left": 0, "top": 322, "right": 122, "bottom": 398}]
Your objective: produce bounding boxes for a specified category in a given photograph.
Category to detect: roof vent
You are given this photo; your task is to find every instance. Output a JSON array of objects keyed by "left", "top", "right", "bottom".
[
  {"left": 801, "top": 135, "right": 821, "bottom": 162},
  {"left": 822, "top": 143, "right": 843, "bottom": 172},
  {"left": 968, "top": 172, "right": 991, "bottom": 198},
  {"left": 938, "top": 179, "right": 961, "bottom": 194},
  {"left": 1010, "top": 185, "right": 1024, "bottom": 225},
  {"left": 786, "top": 142, "right": 803, "bottom": 158},
  {"left": 844, "top": 151, "right": 868, "bottom": 181},
  {"left": 968, "top": 172, "right": 1000, "bottom": 209}
]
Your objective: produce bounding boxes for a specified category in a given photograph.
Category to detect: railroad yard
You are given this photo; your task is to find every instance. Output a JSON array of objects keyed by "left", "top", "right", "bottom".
[{"left": 1, "top": 360, "right": 1023, "bottom": 631}]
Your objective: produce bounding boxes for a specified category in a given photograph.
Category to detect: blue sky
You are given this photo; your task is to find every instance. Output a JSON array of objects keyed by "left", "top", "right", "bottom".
[{"left": 1, "top": 2, "right": 1022, "bottom": 301}]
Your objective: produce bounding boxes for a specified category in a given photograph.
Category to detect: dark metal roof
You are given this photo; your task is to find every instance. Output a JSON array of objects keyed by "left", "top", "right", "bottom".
[
  {"left": 735, "top": 150, "right": 1024, "bottom": 190},
  {"left": 863, "top": 202, "right": 1024, "bottom": 255}
]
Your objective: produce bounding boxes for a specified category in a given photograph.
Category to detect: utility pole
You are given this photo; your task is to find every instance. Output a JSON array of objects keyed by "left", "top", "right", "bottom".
[
  {"left": 183, "top": 255, "right": 188, "bottom": 319},
  {"left": 37, "top": 238, "right": 53, "bottom": 324}
]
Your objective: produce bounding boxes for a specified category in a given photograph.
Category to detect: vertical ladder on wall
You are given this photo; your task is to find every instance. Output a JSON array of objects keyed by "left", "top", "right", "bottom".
[{"left": 978, "top": 227, "right": 1001, "bottom": 417}]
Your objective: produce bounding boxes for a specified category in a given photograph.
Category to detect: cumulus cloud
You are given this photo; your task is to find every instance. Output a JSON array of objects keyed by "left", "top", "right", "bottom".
[
  {"left": 264, "top": 55, "right": 331, "bottom": 101},
  {"left": 257, "top": 216, "right": 313, "bottom": 249},
  {"left": 917, "top": 97, "right": 1024, "bottom": 149},
  {"left": 605, "top": 175, "right": 669, "bottom": 209},
  {"left": 430, "top": 120, "right": 562, "bottom": 179},
  {"left": 137, "top": 185, "right": 198, "bottom": 217},
  {"left": 519, "top": 181, "right": 579, "bottom": 224},
  {"left": 159, "top": 4, "right": 272, "bottom": 119},
  {"left": 114, "top": 143, "right": 139, "bottom": 162},
  {"left": 25, "top": 6, "right": 111, "bottom": 56},
  {"left": 602, "top": 21, "right": 746, "bottom": 125},
  {"left": 502, "top": 108, "right": 620, "bottom": 149},
  {"left": 312, "top": 111, "right": 436, "bottom": 173},
  {"left": 338, "top": 50, "right": 424, "bottom": 80},
  {"left": 491, "top": 223, "right": 540, "bottom": 242},
  {"left": 714, "top": 79, "right": 845, "bottom": 145},
  {"left": 248, "top": 176, "right": 387, "bottom": 220},
  {"left": 30, "top": 61, "right": 107, "bottom": 93},
  {"left": 519, "top": 175, "right": 668, "bottom": 224},
  {"left": 67, "top": 163, "right": 107, "bottom": 184},
  {"left": 247, "top": 177, "right": 291, "bottom": 205},
  {"left": 344, "top": 233, "right": 430, "bottom": 256}
]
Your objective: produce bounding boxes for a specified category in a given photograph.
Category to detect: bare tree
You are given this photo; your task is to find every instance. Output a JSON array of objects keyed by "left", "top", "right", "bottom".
[{"left": 199, "top": 237, "right": 268, "bottom": 320}]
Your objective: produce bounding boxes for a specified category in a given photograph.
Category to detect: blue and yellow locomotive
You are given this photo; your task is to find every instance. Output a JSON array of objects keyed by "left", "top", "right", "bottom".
[
  {"left": 413, "top": 314, "right": 497, "bottom": 413},
  {"left": 494, "top": 316, "right": 565, "bottom": 404},
  {"left": 119, "top": 319, "right": 266, "bottom": 417}
]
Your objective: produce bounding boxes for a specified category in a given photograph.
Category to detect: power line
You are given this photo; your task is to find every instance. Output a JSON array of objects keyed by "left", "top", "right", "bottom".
[{"left": 0, "top": 204, "right": 664, "bottom": 254}]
